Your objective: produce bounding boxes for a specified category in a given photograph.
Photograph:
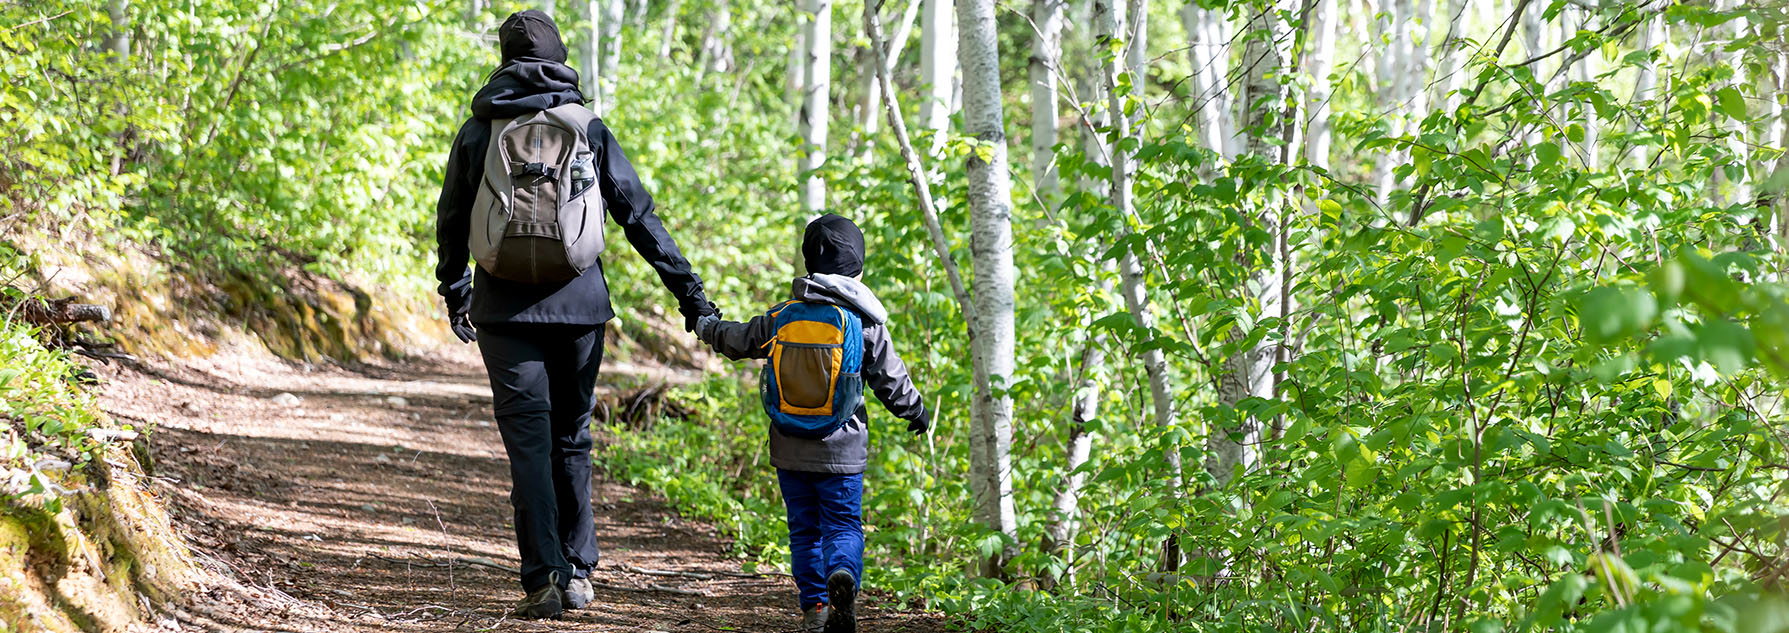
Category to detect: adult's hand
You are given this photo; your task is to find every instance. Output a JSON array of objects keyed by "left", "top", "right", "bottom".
[
  {"left": 449, "top": 312, "right": 477, "bottom": 344},
  {"left": 907, "top": 407, "right": 932, "bottom": 436},
  {"left": 682, "top": 299, "right": 720, "bottom": 333}
]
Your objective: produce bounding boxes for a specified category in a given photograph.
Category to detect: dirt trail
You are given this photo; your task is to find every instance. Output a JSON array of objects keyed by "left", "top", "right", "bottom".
[{"left": 93, "top": 346, "right": 948, "bottom": 633}]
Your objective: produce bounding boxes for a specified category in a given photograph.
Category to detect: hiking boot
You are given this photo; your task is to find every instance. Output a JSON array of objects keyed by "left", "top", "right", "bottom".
[
  {"left": 824, "top": 569, "right": 857, "bottom": 633},
  {"left": 800, "top": 604, "right": 832, "bottom": 632},
  {"left": 512, "top": 572, "right": 566, "bottom": 619},
  {"left": 565, "top": 575, "right": 594, "bottom": 610}
]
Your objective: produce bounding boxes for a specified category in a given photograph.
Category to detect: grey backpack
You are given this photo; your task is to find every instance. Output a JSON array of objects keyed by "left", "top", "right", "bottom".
[{"left": 469, "top": 103, "right": 606, "bottom": 284}]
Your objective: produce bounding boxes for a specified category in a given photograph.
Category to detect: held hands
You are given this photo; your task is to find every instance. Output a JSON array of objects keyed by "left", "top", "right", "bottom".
[
  {"left": 694, "top": 314, "right": 721, "bottom": 343},
  {"left": 907, "top": 406, "right": 932, "bottom": 436},
  {"left": 682, "top": 298, "right": 721, "bottom": 333}
]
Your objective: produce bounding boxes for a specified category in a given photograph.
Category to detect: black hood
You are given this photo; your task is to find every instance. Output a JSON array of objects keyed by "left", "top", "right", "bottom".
[
  {"left": 471, "top": 11, "right": 584, "bottom": 120},
  {"left": 500, "top": 10, "right": 567, "bottom": 64},
  {"left": 802, "top": 214, "right": 865, "bottom": 277}
]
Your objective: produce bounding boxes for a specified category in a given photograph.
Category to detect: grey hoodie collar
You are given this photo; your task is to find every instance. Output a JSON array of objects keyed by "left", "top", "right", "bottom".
[{"left": 791, "top": 274, "right": 889, "bottom": 325}]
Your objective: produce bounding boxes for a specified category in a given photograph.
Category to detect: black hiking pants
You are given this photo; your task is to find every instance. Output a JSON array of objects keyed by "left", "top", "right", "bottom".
[{"left": 476, "top": 323, "right": 604, "bottom": 593}]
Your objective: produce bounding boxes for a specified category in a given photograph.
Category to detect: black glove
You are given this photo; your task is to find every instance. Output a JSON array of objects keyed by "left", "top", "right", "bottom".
[
  {"left": 449, "top": 312, "right": 477, "bottom": 344},
  {"left": 443, "top": 283, "right": 476, "bottom": 344},
  {"left": 682, "top": 298, "right": 720, "bottom": 333},
  {"left": 907, "top": 406, "right": 932, "bottom": 436}
]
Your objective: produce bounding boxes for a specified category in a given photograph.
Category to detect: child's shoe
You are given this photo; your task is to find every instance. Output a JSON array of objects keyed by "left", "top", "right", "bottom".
[
  {"left": 800, "top": 604, "right": 832, "bottom": 632},
  {"left": 825, "top": 569, "right": 857, "bottom": 633}
]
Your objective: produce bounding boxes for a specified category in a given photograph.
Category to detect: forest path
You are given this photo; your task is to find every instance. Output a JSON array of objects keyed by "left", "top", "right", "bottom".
[{"left": 94, "top": 346, "right": 948, "bottom": 633}]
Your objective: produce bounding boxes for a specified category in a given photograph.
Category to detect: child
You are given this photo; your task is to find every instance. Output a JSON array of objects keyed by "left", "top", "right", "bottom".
[{"left": 695, "top": 214, "right": 931, "bottom": 633}]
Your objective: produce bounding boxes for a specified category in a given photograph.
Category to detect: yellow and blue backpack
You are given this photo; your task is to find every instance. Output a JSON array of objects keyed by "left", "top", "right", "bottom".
[{"left": 760, "top": 301, "right": 865, "bottom": 439}]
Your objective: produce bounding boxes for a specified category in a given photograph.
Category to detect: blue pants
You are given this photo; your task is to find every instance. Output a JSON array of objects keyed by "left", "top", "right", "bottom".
[{"left": 777, "top": 469, "right": 864, "bottom": 610}]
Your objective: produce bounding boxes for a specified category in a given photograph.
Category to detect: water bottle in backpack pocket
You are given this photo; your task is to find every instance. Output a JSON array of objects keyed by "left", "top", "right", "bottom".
[{"left": 761, "top": 302, "right": 864, "bottom": 440}]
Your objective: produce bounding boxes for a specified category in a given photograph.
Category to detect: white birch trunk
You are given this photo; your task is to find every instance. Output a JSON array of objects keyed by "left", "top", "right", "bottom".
[
  {"left": 1210, "top": 0, "right": 1292, "bottom": 487},
  {"left": 920, "top": 0, "right": 958, "bottom": 145},
  {"left": 105, "top": 0, "right": 131, "bottom": 57},
  {"left": 535, "top": 0, "right": 555, "bottom": 16},
  {"left": 1044, "top": 273, "right": 1111, "bottom": 572},
  {"left": 1304, "top": 0, "right": 1337, "bottom": 168},
  {"left": 1098, "top": 0, "right": 1177, "bottom": 479},
  {"left": 658, "top": 0, "right": 683, "bottom": 58},
  {"left": 1628, "top": 14, "right": 1662, "bottom": 168},
  {"left": 695, "top": 0, "right": 733, "bottom": 76},
  {"left": 468, "top": 0, "right": 487, "bottom": 26},
  {"left": 853, "top": 0, "right": 920, "bottom": 159},
  {"left": 788, "top": 13, "right": 809, "bottom": 131},
  {"left": 580, "top": 0, "right": 602, "bottom": 112},
  {"left": 799, "top": 0, "right": 833, "bottom": 214},
  {"left": 1566, "top": 5, "right": 1599, "bottom": 169},
  {"left": 1183, "top": 5, "right": 1236, "bottom": 158},
  {"left": 1029, "top": 0, "right": 1066, "bottom": 200},
  {"left": 958, "top": 0, "right": 1019, "bottom": 577},
  {"left": 1372, "top": 0, "right": 1428, "bottom": 204},
  {"left": 599, "top": 0, "right": 624, "bottom": 113},
  {"left": 1723, "top": 0, "right": 1751, "bottom": 203}
]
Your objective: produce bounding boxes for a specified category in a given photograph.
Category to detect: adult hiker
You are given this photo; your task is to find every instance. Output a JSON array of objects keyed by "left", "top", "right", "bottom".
[{"left": 433, "top": 10, "right": 719, "bottom": 619}]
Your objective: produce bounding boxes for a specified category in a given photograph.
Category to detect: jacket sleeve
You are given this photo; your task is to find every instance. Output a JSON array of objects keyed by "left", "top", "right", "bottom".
[
  {"left": 863, "top": 323, "right": 926, "bottom": 422},
  {"left": 434, "top": 119, "right": 481, "bottom": 306},
  {"left": 590, "top": 119, "right": 709, "bottom": 312},
  {"left": 701, "top": 312, "right": 778, "bottom": 360}
]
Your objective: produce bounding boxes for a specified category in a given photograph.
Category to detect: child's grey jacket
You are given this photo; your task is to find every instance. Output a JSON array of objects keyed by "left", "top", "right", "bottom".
[{"left": 700, "top": 273, "right": 927, "bottom": 474}]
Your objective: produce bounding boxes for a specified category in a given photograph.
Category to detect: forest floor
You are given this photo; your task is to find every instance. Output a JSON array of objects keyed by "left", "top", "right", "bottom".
[{"left": 92, "top": 344, "right": 949, "bottom": 633}]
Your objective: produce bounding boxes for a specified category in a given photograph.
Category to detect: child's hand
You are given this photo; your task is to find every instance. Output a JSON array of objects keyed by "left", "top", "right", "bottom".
[{"left": 907, "top": 407, "right": 932, "bottom": 436}]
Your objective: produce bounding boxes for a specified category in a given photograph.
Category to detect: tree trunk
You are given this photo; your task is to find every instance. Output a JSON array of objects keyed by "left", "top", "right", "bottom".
[
  {"left": 468, "top": 0, "right": 488, "bottom": 26},
  {"left": 798, "top": 0, "right": 833, "bottom": 215},
  {"left": 789, "top": 12, "right": 809, "bottom": 131},
  {"left": 599, "top": 0, "right": 624, "bottom": 112},
  {"left": 695, "top": 0, "right": 734, "bottom": 76},
  {"left": 852, "top": 0, "right": 920, "bottom": 160},
  {"left": 1029, "top": 0, "right": 1066, "bottom": 200},
  {"left": 1564, "top": 4, "right": 1598, "bottom": 169},
  {"left": 958, "top": 0, "right": 1018, "bottom": 579},
  {"left": 581, "top": 0, "right": 602, "bottom": 112},
  {"left": 1043, "top": 277, "right": 1110, "bottom": 582},
  {"left": 657, "top": 0, "right": 684, "bottom": 57},
  {"left": 1182, "top": 4, "right": 1235, "bottom": 158},
  {"left": 1210, "top": 0, "right": 1293, "bottom": 488},
  {"left": 1371, "top": 0, "right": 1428, "bottom": 204},
  {"left": 1303, "top": 0, "right": 1337, "bottom": 168},
  {"left": 535, "top": 0, "right": 555, "bottom": 16},
  {"left": 1098, "top": 0, "right": 1176, "bottom": 479},
  {"left": 1720, "top": 0, "right": 1751, "bottom": 204},
  {"left": 1628, "top": 13, "right": 1662, "bottom": 170},
  {"left": 919, "top": 0, "right": 958, "bottom": 147},
  {"left": 105, "top": 0, "right": 131, "bottom": 57}
]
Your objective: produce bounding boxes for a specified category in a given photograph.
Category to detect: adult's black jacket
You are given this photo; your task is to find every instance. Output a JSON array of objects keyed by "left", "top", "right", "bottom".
[{"left": 435, "top": 59, "right": 708, "bottom": 326}]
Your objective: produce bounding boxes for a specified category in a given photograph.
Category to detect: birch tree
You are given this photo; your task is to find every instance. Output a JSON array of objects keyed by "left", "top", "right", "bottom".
[
  {"left": 599, "top": 0, "right": 624, "bottom": 112},
  {"left": 1029, "top": 0, "right": 1066, "bottom": 199},
  {"left": 919, "top": 0, "right": 957, "bottom": 145},
  {"left": 1183, "top": 4, "right": 1235, "bottom": 157},
  {"left": 1045, "top": 64, "right": 1118, "bottom": 569},
  {"left": 1210, "top": 0, "right": 1294, "bottom": 486},
  {"left": 797, "top": 0, "right": 833, "bottom": 214},
  {"left": 957, "top": 0, "right": 1018, "bottom": 578},
  {"left": 1628, "top": 13, "right": 1663, "bottom": 168},
  {"left": 580, "top": 0, "right": 602, "bottom": 112},
  {"left": 535, "top": 0, "right": 555, "bottom": 16},
  {"left": 105, "top": 0, "right": 131, "bottom": 57},
  {"left": 788, "top": 13, "right": 808, "bottom": 130},
  {"left": 1097, "top": 0, "right": 1177, "bottom": 486},
  {"left": 1372, "top": 0, "right": 1429, "bottom": 203},
  {"left": 852, "top": 0, "right": 919, "bottom": 159},
  {"left": 1304, "top": 0, "right": 1337, "bottom": 168}
]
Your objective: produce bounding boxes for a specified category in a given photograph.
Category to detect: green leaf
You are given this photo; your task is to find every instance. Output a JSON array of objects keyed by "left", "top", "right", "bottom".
[{"left": 1716, "top": 86, "right": 1748, "bottom": 120}]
